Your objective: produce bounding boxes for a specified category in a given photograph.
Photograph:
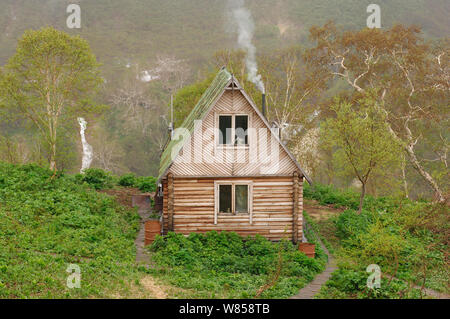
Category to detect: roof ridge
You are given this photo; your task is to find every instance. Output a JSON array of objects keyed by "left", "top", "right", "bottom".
[{"left": 157, "top": 68, "right": 232, "bottom": 181}]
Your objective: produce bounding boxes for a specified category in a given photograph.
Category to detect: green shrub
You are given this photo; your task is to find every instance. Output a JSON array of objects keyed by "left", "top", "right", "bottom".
[
  {"left": 335, "top": 209, "right": 375, "bottom": 239},
  {"left": 317, "top": 268, "right": 421, "bottom": 299},
  {"left": 118, "top": 173, "right": 137, "bottom": 187},
  {"left": 136, "top": 176, "right": 157, "bottom": 192},
  {"left": 148, "top": 231, "right": 326, "bottom": 298},
  {"left": 79, "top": 168, "right": 114, "bottom": 190},
  {"left": 304, "top": 183, "right": 359, "bottom": 209}
]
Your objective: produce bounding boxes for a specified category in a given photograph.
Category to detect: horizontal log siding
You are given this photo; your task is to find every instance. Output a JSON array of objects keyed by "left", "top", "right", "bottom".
[
  {"left": 163, "top": 176, "right": 302, "bottom": 241},
  {"left": 162, "top": 180, "right": 169, "bottom": 235}
]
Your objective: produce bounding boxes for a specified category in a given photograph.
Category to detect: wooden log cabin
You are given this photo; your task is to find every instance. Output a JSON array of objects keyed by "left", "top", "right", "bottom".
[{"left": 156, "top": 67, "right": 311, "bottom": 243}]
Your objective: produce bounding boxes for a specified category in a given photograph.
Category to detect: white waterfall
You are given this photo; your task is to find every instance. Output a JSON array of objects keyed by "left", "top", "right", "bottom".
[{"left": 78, "top": 117, "right": 93, "bottom": 173}]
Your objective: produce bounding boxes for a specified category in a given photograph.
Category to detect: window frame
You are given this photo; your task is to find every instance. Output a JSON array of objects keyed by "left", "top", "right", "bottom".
[
  {"left": 216, "top": 113, "right": 250, "bottom": 148},
  {"left": 214, "top": 180, "right": 253, "bottom": 225}
]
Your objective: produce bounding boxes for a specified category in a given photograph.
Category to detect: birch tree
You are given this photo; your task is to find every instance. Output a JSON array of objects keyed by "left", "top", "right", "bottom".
[
  {"left": 307, "top": 23, "right": 449, "bottom": 202},
  {"left": 0, "top": 27, "right": 102, "bottom": 172}
]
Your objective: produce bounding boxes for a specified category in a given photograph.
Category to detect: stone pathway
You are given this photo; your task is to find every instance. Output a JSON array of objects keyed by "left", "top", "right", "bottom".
[
  {"left": 133, "top": 197, "right": 151, "bottom": 264},
  {"left": 290, "top": 238, "right": 336, "bottom": 299}
]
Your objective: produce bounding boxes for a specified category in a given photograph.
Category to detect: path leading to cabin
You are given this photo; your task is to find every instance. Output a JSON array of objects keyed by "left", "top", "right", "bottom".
[
  {"left": 290, "top": 200, "right": 340, "bottom": 299},
  {"left": 133, "top": 196, "right": 152, "bottom": 264},
  {"left": 290, "top": 237, "right": 337, "bottom": 299}
]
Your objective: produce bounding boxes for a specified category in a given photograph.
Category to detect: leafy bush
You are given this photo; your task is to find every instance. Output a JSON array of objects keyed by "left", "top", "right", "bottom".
[
  {"left": 118, "top": 173, "right": 137, "bottom": 187},
  {"left": 78, "top": 168, "right": 114, "bottom": 190},
  {"left": 116, "top": 174, "right": 156, "bottom": 193},
  {"left": 136, "top": 176, "right": 157, "bottom": 193},
  {"left": 147, "top": 231, "right": 326, "bottom": 298},
  {"left": 316, "top": 268, "right": 421, "bottom": 299},
  {"left": 335, "top": 209, "right": 375, "bottom": 239},
  {"left": 304, "top": 183, "right": 359, "bottom": 209}
]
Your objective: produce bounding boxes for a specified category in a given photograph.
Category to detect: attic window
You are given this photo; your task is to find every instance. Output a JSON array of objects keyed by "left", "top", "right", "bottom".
[
  {"left": 218, "top": 114, "right": 249, "bottom": 146},
  {"left": 235, "top": 115, "right": 248, "bottom": 145},
  {"left": 219, "top": 116, "right": 232, "bottom": 144}
]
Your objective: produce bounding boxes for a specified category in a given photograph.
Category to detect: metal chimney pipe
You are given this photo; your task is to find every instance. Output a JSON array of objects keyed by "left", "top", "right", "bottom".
[{"left": 262, "top": 93, "right": 266, "bottom": 118}]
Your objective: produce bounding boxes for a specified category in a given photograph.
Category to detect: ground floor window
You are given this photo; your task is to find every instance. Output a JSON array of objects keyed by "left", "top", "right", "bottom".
[{"left": 215, "top": 181, "right": 252, "bottom": 224}]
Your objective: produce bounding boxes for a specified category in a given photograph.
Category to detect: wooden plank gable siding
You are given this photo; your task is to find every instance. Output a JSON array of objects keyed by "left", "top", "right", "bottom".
[
  {"left": 162, "top": 175, "right": 303, "bottom": 241},
  {"left": 169, "top": 90, "right": 298, "bottom": 176}
]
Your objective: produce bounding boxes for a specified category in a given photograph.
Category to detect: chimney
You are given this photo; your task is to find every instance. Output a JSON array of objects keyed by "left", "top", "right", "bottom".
[{"left": 262, "top": 93, "right": 266, "bottom": 119}]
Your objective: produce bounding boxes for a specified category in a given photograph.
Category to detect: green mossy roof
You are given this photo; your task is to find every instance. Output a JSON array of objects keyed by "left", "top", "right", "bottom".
[{"left": 158, "top": 68, "right": 232, "bottom": 181}]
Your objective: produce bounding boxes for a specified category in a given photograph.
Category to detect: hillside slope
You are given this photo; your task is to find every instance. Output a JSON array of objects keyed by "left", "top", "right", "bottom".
[
  {"left": 0, "top": 163, "right": 141, "bottom": 298},
  {"left": 1, "top": 0, "right": 448, "bottom": 71}
]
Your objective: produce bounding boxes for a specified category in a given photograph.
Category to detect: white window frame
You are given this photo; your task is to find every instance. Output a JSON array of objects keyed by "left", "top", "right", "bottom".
[
  {"left": 216, "top": 113, "right": 250, "bottom": 148},
  {"left": 214, "top": 180, "right": 253, "bottom": 225}
]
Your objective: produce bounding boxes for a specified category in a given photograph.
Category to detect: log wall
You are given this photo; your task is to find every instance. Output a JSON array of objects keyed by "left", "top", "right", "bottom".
[{"left": 162, "top": 175, "right": 303, "bottom": 241}]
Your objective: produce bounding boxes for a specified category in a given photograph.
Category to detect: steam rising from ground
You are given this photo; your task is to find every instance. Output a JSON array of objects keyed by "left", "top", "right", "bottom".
[
  {"left": 78, "top": 117, "right": 93, "bottom": 173},
  {"left": 227, "top": 0, "right": 265, "bottom": 93}
]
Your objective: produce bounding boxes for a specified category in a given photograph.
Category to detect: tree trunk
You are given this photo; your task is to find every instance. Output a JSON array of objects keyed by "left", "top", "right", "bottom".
[
  {"left": 358, "top": 182, "right": 366, "bottom": 214},
  {"left": 405, "top": 142, "right": 445, "bottom": 203},
  {"left": 49, "top": 143, "right": 57, "bottom": 172},
  {"left": 401, "top": 156, "right": 409, "bottom": 199}
]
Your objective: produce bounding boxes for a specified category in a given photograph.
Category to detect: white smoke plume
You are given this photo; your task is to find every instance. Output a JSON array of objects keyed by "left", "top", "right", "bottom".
[
  {"left": 78, "top": 117, "right": 93, "bottom": 173},
  {"left": 228, "top": 0, "right": 265, "bottom": 93}
]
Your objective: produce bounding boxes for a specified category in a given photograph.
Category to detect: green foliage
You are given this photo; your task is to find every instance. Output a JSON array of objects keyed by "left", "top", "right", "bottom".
[
  {"left": 0, "top": 27, "right": 103, "bottom": 171},
  {"left": 304, "top": 183, "right": 360, "bottom": 209},
  {"left": 172, "top": 72, "right": 217, "bottom": 128},
  {"left": 320, "top": 94, "right": 402, "bottom": 211},
  {"left": 303, "top": 212, "right": 334, "bottom": 255},
  {"left": 0, "top": 162, "right": 140, "bottom": 298},
  {"left": 117, "top": 173, "right": 157, "bottom": 192},
  {"left": 334, "top": 209, "right": 375, "bottom": 239},
  {"left": 316, "top": 268, "right": 421, "bottom": 299},
  {"left": 135, "top": 176, "right": 157, "bottom": 193},
  {"left": 147, "top": 231, "right": 326, "bottom": 298},
  {"left": 77, "top": 168, "right": 114, "bottom": 190},
  {"left": 305, "top": 182, "right": 448, "bottom": 298},
  {"left": 118, "top": 173, "right": 137, "bottom": 187}
]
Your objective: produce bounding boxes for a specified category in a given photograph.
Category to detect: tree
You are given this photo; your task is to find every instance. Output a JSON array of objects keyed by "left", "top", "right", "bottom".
[
  {"left": 321, "top": 94, "right": 401, "bottom": 213},
  {"left": 307, "top": 23, "right": 449, "bottom": 202},
  {"left": 172, "top": 72, "right": 217, "bottom": 128},
  {"left": 0, "top": 27, "right": 103, "bottom": 172}
]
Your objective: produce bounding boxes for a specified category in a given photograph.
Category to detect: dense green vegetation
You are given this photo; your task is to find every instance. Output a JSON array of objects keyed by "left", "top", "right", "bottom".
[
  {"left": 145, "top": 231, "right": 326, "bottom": 298},
  {"left": 0, "top": 162, "right": 447, "bottom": 299},
  {"left": 0, "top": 163, "right": 141, "bottom": 298},
  {"left": 303, "top": 184, "right": 449, "bottom": 299},
  {"left": 77, "top": 169, "right": 157, "bottom": 193},
  {"left": 0, "top": 162, "right": 328, "bottom": 299}
]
